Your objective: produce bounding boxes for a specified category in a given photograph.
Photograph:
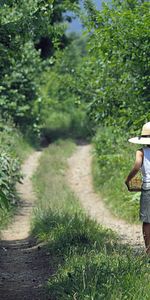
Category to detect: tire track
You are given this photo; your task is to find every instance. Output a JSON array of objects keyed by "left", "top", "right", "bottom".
[{"left": 67, "top": 144, "right": 144, "bottom": 250}]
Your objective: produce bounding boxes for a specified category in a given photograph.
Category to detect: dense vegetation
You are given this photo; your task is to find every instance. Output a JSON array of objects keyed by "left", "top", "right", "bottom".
[
  {"left": 92, "top": 128, "right": 140, "bottom": 222},
  {"left": 40, "top": 34, "right": 91, "bottom": 142},
  {"left": 0, "top": 0, "right": 81, "bottom": 223},
  {"left": 84, "top": 0, "right": 150, "bottom": 130},
  {"left": 83, "top": 0, "right": 150, "bottom": 221},
  {"left": 39, "top": 0, "right": 150, "bottom": 224},
  {"left": 0, "top": 120, "right": 33, "bottom": 227},
  {"left": 0, "top": 0, "right": 80, "bottom": 129},
  {"left": 1, "top": 0, "right": 149, "bottom": 222}
]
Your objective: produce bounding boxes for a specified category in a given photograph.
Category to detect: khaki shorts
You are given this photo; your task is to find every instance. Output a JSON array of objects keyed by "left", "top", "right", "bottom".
[{"left": 140, "top": 189, "right": 150, "bottom": 223}]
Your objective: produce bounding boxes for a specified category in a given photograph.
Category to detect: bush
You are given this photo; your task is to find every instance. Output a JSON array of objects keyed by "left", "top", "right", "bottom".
[
  {"left": 0, "top": 152, "right": 21, "bottom": 209},
  {"left": 92, "top": 127, "right": 140, "bottom": 222},
  {"left": 0, "top": 120, "right": 33, "bottom": 224},
  {"left": 84, "top": 1, "right": 150, "bottom": 130}
]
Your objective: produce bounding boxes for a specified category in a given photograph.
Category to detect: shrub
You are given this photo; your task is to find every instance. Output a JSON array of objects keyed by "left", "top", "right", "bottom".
[
  {"left": 0, "top": 120, "right": 32, "bottom": 215},
  {"left": 92, "top": 127, "right": 140, "bottom": 222}
]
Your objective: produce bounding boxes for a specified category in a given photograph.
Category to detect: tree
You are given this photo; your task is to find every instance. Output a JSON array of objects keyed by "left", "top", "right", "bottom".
[
  {"left": 82, "top": 0, "right": 150, "bottom": 131},
  {"left": 0, "top": 0, "right": 80, "bottom": 129}
]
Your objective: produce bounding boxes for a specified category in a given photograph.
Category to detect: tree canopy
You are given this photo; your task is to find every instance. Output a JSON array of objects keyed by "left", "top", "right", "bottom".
[
  {"left": 83, "top": 0, "right": 150, "bottom": 131},
  {"left": 0, "top": 0, "right": 80, "bottom": 129}
]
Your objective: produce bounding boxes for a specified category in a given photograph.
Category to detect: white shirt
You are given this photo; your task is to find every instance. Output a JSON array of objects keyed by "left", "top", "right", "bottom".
[{"left": 141, "top": 147, "right": 150, "bottom": 190}]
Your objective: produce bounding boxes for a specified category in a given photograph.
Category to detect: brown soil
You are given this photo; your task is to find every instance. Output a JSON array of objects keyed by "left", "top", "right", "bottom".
[
  {"left": 67, "top": 144, "right": 144, "bottom": 251},
  {"left": 0, "top": 152, "right": 53, "bottom": 300}
]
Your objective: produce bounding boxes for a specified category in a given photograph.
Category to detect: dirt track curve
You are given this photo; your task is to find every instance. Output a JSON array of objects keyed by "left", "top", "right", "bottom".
[
  {"left": 0, "top": 151, "right": 52, "bottom": 300},
  {"left": 67, "top": 144, "right": 144, "bottom": 250},
  {"left": 0, "top": 144, "right": 145, "bottom": 300}
]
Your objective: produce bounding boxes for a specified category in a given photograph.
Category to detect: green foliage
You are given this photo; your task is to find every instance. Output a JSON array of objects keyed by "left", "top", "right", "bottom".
[
  {"left": 92, "top": 127, "right": 141, "bottom": 222},
  {"left": 41, "top": 109, "right": 89, "bottom": 142},
  {"left": 82, "top": 1, "right": 150, "bottom": 131},
  {"left": 0, "top": 42, "right": 42, "bottom": 128},
  {"left": 0, "top": 0, "right": 83, "bottom": 227},
  {"left": 0, "top": 151, "right": 21, "bottom": 207},
  {"left": 32, "top": 139, "right": 150, "bottom": 300},
  {"left": 0, "top": 120, "right": 33, "bottom": 160},
  {"left": 73, "top": 0, "right": 150, "bottom": 224},
  {"left": 40, "top": 36, "right": 91, "bottom": 141},
  {"left": 0, "top": 0, "right": 80, "bottom": 130},
  {"left": 0, "top": 0, "right": 51, "bottom": 128},
  {"left": 0, "top": 120, "right": 33, "bottom": 227}
]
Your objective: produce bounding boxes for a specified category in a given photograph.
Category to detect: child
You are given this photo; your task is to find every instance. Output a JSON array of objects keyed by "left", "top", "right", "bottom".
[{"left": 125, "top": 122, "right": 150, "bottom": 254}]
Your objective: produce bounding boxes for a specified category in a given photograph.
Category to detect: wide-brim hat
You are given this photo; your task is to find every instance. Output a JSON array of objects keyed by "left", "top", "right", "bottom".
[{"left": 129, "top": 122, "right": 150, "bottom": 145}]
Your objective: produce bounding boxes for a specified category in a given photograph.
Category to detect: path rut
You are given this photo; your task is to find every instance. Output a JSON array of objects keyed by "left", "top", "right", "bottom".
[
  {"left": 0, "top": 151, "right": 52, "bottom": 300},
  {"left": 67, "top": 144, "right": 144, "bottom": 250},
  {"left": 0, "top": 143, "right": 145, "bottom": 300}
]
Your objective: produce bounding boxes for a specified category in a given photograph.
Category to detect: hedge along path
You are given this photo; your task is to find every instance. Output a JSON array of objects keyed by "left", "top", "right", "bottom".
[
  {"left": 67, "top": 144, "right": 144, "bottom": 250},
  {"left": 0, "top": 151, "right": 52, "bottom": 300}
]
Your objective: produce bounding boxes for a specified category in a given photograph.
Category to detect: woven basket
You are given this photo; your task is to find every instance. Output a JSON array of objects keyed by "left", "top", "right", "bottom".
[{"left": 129, "top": 175, "right": 142, "bottom": 192}]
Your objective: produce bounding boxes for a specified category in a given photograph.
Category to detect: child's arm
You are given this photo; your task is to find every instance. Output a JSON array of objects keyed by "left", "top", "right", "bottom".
[{"left": 125, "top": 149, "right": 143, "bottom": 190}]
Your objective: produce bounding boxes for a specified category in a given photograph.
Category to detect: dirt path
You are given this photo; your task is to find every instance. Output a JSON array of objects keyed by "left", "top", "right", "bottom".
[
  {"left": 67, "top": 144, "right": 144, "bottom": 250},
  {"left": 0, "top": 151, "right": 52, "bottom": 300},
  {"left": 1, "top": 152, "right": 41, "bottom": 241},
  {"left": 0, "top": 144, "right": 145, "bottom": 299}
]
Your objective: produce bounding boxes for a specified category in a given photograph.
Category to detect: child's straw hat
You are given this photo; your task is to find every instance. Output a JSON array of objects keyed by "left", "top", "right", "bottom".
[{"left": 129, "top": 122, "right": 150, "bottom": 144}]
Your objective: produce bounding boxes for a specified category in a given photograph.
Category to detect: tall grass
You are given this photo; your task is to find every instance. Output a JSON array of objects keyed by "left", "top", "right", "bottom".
[
  {"left": 92, "top": 127, "right": 141, "bottom": 223},
  {"left": 32, "top": 139, "right": 150, "bottom": 299}
]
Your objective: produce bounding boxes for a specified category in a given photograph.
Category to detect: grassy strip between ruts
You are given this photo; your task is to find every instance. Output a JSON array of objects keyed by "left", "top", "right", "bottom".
[{"left": 32, "top": 139, "right": 150, "bottom": 300}]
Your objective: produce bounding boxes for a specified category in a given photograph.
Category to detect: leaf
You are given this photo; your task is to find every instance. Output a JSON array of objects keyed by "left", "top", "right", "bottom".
[{"left": 0, "top": 190, "right": 9, "bottom": 210}]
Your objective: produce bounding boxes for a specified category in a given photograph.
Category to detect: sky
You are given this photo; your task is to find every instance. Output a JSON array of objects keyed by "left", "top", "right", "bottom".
[{"left": 67, "top": 0, "right": 108, "bottom": 33}]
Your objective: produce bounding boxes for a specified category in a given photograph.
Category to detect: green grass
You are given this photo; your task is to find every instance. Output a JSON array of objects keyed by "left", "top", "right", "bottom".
[
  {"left": 13, "top": 133, "right": 34, "bottom": 162},
  {"left": 92, "top": 127, "right": 141, "bottom": 223},
  {"left": 32, "top": 139, "right": 150, "bottom": 300}
]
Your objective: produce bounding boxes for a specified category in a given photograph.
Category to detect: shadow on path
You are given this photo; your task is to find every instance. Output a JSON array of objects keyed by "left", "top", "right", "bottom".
[{"left": 0, "top": 236, "right": 55, "bottom": 300}]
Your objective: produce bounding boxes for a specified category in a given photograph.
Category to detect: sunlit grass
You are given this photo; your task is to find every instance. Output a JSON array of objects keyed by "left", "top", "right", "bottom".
[
  {"left": 32, "top": 139, "right": 150, "bottom": 299},
  {"left": 92, "top": 128, "right": 141, "bottom": 223}
]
